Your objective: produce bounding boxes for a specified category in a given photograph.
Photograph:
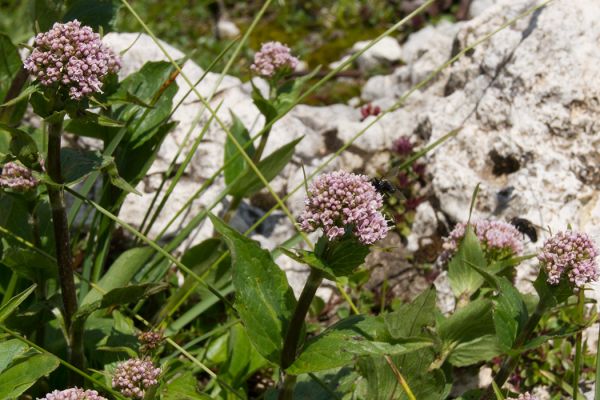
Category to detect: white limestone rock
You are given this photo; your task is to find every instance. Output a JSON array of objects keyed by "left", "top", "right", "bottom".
[{"left": 352, "top": 36, "right": 402, "bottom": 70}]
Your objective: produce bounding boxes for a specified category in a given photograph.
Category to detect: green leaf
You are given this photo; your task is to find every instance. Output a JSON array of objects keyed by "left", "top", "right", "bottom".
[
  {"left": 106, "top": 90, "right": 154, "bottom": 108},
  {"left": 288, "top": 315, "right": 432, "bottom": 374},
  {"left": 0, "top": 194, "right": 33, "bottom": 242},
  {"left": 224, "top": 113, "right": 255, "bottom": 186},
  {"left": 1, "top": 247, "right": 57, "bottom": 282},
  {"left": 63, "top": 0, "right": 121, "bottom": 32},
  {"left": 251, "top": 88, "right": 278, "bottom": 122},
  {"left": 0, "top": 284, "right": 36, "bottom": 323},
  {"left": 211, "top": 214, "right": 296, "bottom": 365},
  {"left": 162, "top": 371, "right": 211, "bottom": 399},
  {"left": 358, "top": 349, "right": 447, "bottom": 400},
  {"left": 82, "top": 247, "right": 153, "bottom": 305},
  {"left": 493, "top": 278, "right": 528, "bottom": 350},
  {"left": 222, "top": 323, "right": 267, "bottom": 387},
  {"left": 0, "top": 340, "right": 28, "bottom": 374},
  {"left": 448, "top": 226, "right": 487, "bottom": 298},
  {"left": 324, "top": 238, "right": 370, "bottom": 277},
  {"left": 279, "top": 248, "right": 337, "bottom": 280},
  {"left": 167, "top": 284, "right": 234, "bottom": 335},
  {"left": 447, "top": 334, "right": 502, "bottom": 367},
  {"left": 462, "top": 262, "right": 529, "bottom": 351},
  {"left": 227, "top": 137, "right": 302, "bottom": 198},
  {"left": 116, "top": 61, "right": 178, "bottom": 148},
  {"left": 0, "top": 86, "right": 40, "bottom": 108},
  {"left": 102, "top": 159, "right": 142, "bottom": 195},
  {"left": 438, "top": 298, "right": 494, "bottom": 344},
  {"left": 64, "top": 116, "right": 119, "bottom": 140},
  {"left": 32, "top": 0, "right": 63, "bottom": 31},
  {"left": 73, "top": 110, "right": 125, "bottom": 128},
  {"left": 533, "top": 270, "right": 573, "bottom": 307},
  {"left": 0, "top": 124, "right": 39, "bottom": 168},
  {"left": 156, "top": 238, "right": 225, "bottom": 325},
  {"left": 75, "top": 282, "right": 168, "bottom": 322},
  {"left": 115, "top": 121, "right": 177, "bottom": 192},
  {"left": 60, "top": 148, "right": 108, "bottom": 184},
  {"left": 100, "top": 282, "right": 168, "bottom": 308},
  {"left": 385, "top": 287, "right": 437, "bottom": 339},
  {"left": 0, "top": 34, "right": 23, "bottom": 103},
  {"left": 273, "top": 68, "right": 320, "bottom": 113},
  {"left": 0, "top": 353, "right": 59, "bottom": 399}
]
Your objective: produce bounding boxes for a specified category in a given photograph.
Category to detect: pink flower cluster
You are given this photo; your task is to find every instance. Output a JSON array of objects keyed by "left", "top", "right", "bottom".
[
  {"left": 441, "top": 219, "right": 523, "bottom": 261},
  {"left": 24, "top": 20, "right": 120, "bottom": 100},
  {"left": 0, "top": 162, "right": 38, "bottom": 191},
  {"left": 38, "top": 388, "right": 107, "bottom": 400},
  {"left": 537, "top": 230, "right": 599, "bottom": 287},
  {"left": 138, "top": 330, "right": 164, "bottom": 352},
  {"left": 299, "top": 171, "right": 389, "bottom": 245},
  {"left": 517, "top": 393, "right": 538, "bottom": 400},
  {"left": 251, "top": 41, "right": 298, "bottom": 77},
  {"left": 112, "top": 358, "right": 161, "bottom": 398}
]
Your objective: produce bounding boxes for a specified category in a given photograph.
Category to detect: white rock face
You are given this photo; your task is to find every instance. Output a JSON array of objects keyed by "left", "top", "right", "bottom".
[
  {"left": 103, "top": 0, "right": 600, "bottom": 302},
  {"left": 99, "top": 33, "right": 361, "bottom": 296},
  {"left": 216, "top": 19, "right": 240, "bottom": 39},
  {"left": 352, "top": 36, "right": 403, "bottom": 70}
]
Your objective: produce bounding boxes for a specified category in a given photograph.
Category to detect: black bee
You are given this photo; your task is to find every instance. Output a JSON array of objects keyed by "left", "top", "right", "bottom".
[
  {"left": 510, "top": 217, "right": 538, "bottom": 242},
  {"left": 370, "top": 178, "right": 397, "bottom": 195}
]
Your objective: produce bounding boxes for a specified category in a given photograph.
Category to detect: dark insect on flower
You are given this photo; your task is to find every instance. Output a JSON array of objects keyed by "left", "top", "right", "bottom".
[
  {"left": 509, "top": 217, "right": 538, "bottom": 243},
  {"left": 370, "top": 178, "right": 396, "bottom": 195}
]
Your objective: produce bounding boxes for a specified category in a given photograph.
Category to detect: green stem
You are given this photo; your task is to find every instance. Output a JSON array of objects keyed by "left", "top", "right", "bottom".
[
  {"left": 278, "top": 269, "right": 324, "bottom": 400},
  {"left": 2, "top": 271, "right": 18, "bottom": 304},
  {"left": 31, "top": 208, "right": 46, "bottom": 345},
  {"left": 252, "top": 128, "right": 271, "bottom": 164},
  {"left": 278, "top": 374, "right": 297, "bottom": 400},
  {"left": 46, "top": 118, "right": 84, "bottom": 385},
  {"left": 483, "top": 300, "right": 547, "bottom": 399},
  {"left": 595, "top": 321, "right": 600, "bottom": 400},
  {"left": 572, "top": 289, "right": 585, "bottom": 400}
]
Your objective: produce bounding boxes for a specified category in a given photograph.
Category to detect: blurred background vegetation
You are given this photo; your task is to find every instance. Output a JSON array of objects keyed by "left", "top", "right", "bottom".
[{"left": 1, "top": 0, "right": 466, "bottom": 104}]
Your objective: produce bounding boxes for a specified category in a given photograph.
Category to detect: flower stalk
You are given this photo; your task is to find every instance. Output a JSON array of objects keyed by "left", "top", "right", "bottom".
[
  {"left": 572, "top": 289, "right": 585, "bottom": 400},
  {"left": 278, "top": 268, "right": 324, "bottom": 400},
  {"left": 47, "top": 117, "right": 84, "bottom": 384}
]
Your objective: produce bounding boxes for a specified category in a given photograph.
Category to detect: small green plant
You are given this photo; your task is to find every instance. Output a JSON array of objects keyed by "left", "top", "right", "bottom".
[{"left": 0, "top": 1, "right": 592, "bottom": 399}]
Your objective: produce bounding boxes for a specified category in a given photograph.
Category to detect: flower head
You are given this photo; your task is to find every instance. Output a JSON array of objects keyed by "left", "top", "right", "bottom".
[
  {"left": 38, "top": 388, "right": 107, "bottom": 400},
  {"left": 441, "top": 219, "right": 523, "bottom": 262},
  {"left": 251, "top": 41, "right": 298, "bottom": 77},
  {"left": 24, "top": 19, "right": 120, "bottom": 100},
  {"left": 299, "top": 171, "right": 389, "bottom": 245},
  {"left": 0, "top": 162, "right": 38, "bottom": 191},
  {"left": 138, "top": 330, "right": 164, "bottom": 352},
  {"left": 392, "top": 136, "right": 413, "bottom": 155},
  {"left": 517, "top": 393, "right": 538, "bottom": 400},
  {"left": 112, "top": 358, "right": 161, "bottom": 399},
  {"left": 537, "top": 230, "right": 599, "bottom": 287}
]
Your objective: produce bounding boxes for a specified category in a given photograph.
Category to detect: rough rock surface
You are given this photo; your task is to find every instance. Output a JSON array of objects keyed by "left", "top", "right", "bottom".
[{"left": 102, "top": 0, "right": 600, "bottom": 305}]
